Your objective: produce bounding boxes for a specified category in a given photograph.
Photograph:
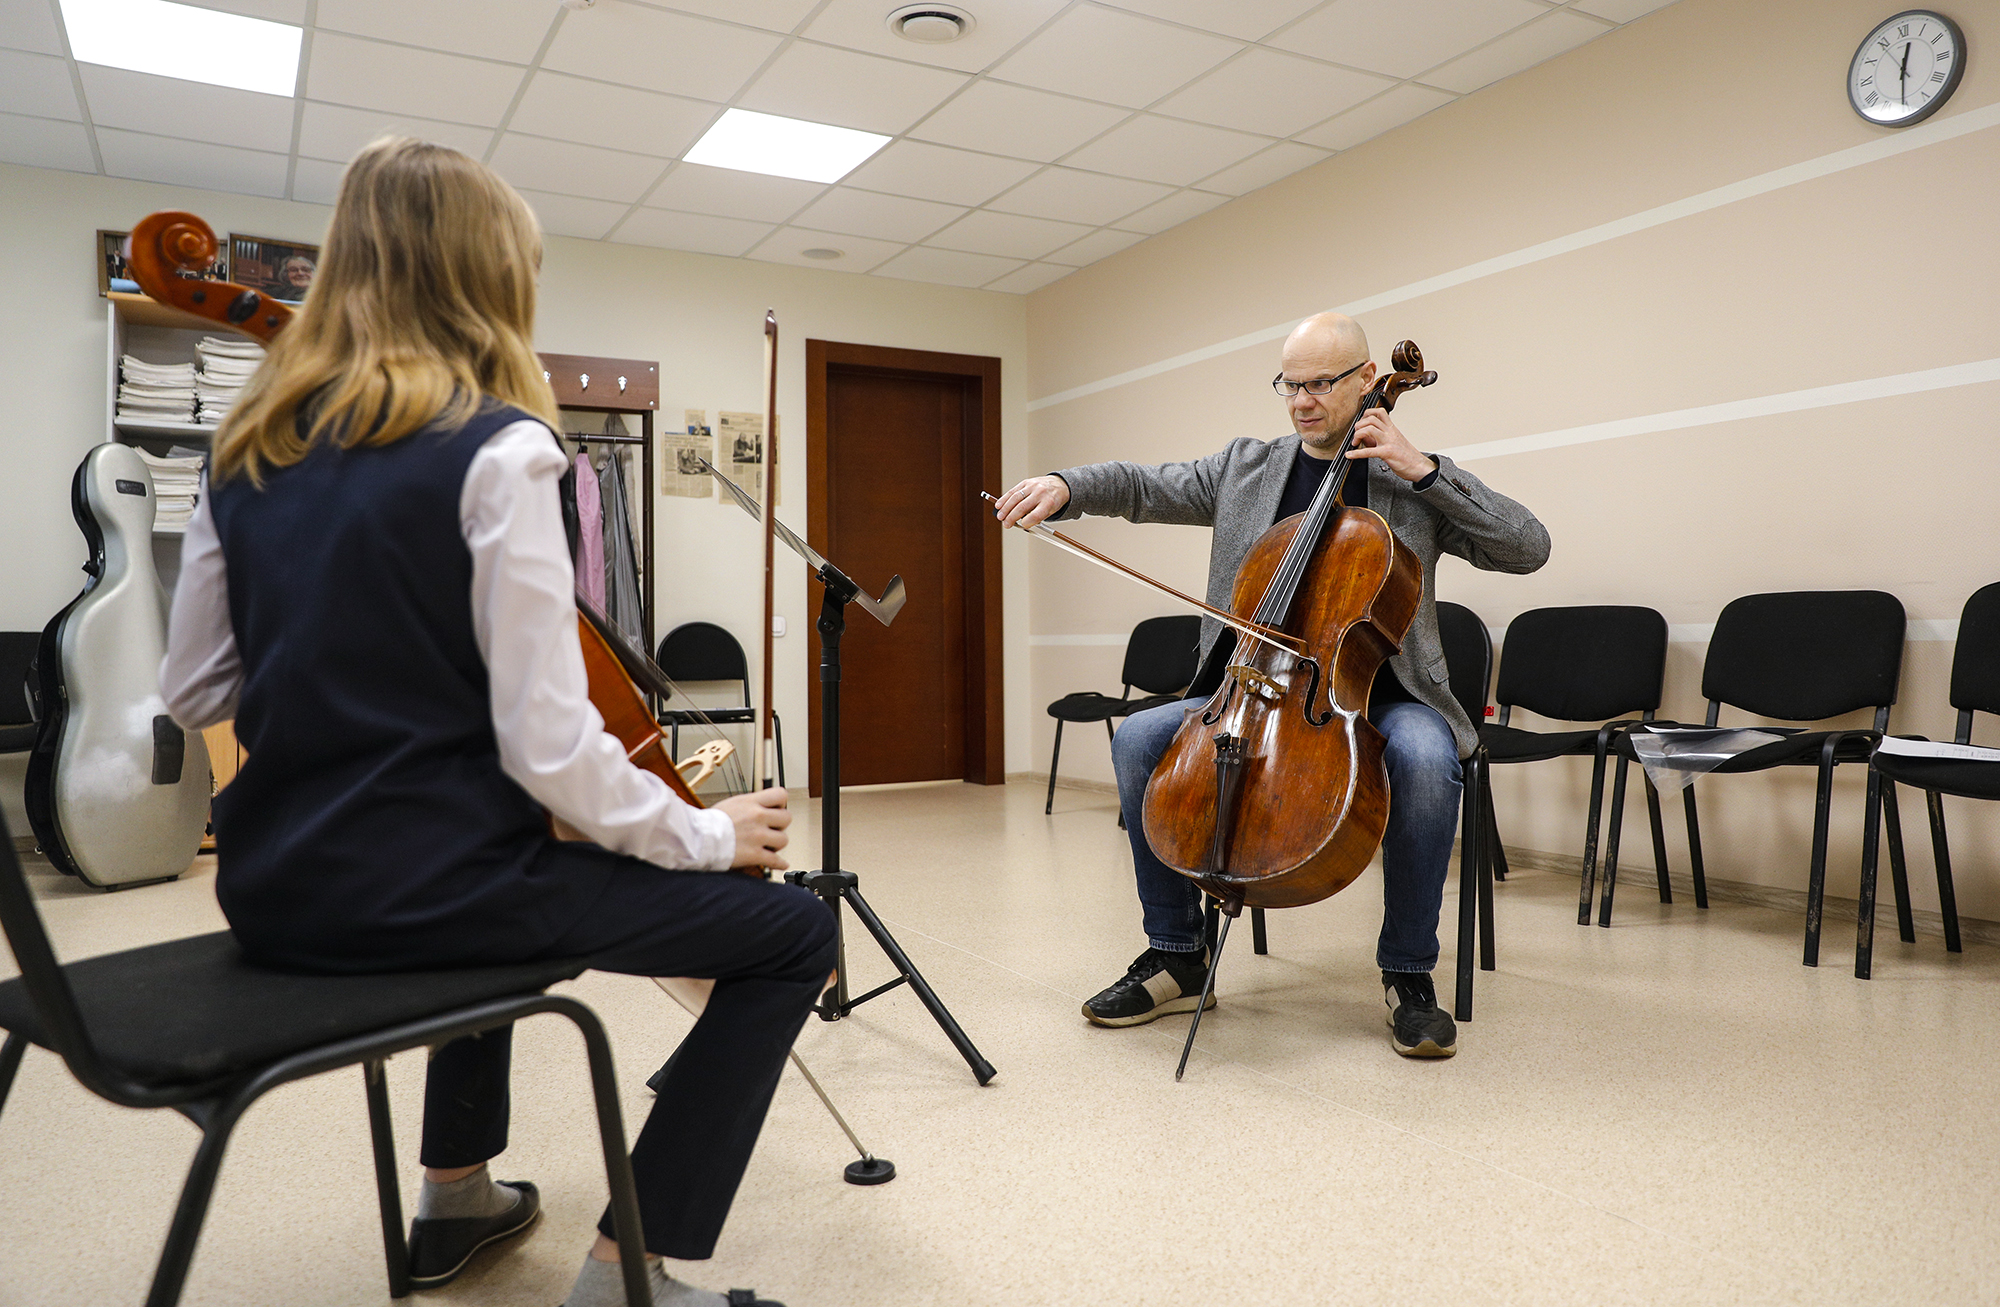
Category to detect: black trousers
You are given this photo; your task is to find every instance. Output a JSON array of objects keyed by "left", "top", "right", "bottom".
[{"left": 417, "top": 848, "right": 836, "bottom": 1260}]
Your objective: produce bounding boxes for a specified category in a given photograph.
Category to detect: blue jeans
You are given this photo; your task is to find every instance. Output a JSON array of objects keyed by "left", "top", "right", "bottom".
[{"left": 1111, "top": 697, "right": 1463, "bottom": 973}]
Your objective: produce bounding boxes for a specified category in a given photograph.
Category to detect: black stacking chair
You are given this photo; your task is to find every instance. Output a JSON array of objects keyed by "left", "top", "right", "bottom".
[
  {"left": 0, "top": 817, "right": 652, "bottom": 1307},
  {"left": 1043, "top": 615, "right": 1200, "bottom": 816},
  {"left": 1601, "top": 591, "right": 1907, "bottom": 976},
  {"left": 1860, "top": 582, "right": 1996, "bottom": 974},
  {"left": 1437, "top": 602, "right": 1497, "bottom": 1021},
  {"left": 1476, "top": 607, "right": 1670, "bottom": 925},
  {"left": 657, "top": 621, "right": 785, "bottom": 788},
  {"left": 0, "top": 632, "right": 38, "bottom": 754}
]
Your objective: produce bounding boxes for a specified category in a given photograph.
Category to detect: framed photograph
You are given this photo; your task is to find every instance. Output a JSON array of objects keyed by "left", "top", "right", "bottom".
[
  {"left": 228, "top": 232, "right": 320, "bottom": 304},
  {"left": 99, "top": 228, "right": 226, "bottom": 297}
]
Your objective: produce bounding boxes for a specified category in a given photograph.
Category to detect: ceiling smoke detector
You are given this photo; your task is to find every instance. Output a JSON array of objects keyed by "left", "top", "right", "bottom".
[{"left": 887, "top": 4, "right": 973, "bottom": 44}]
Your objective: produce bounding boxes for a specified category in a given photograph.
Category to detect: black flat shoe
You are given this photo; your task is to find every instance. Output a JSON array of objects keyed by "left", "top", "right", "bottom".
[
  {"left": 408, "top": 1180, "right": 540, "bottom": 1289},
  {"left": 726, "top": 1292, "right": 785, "bottom": 1306}
]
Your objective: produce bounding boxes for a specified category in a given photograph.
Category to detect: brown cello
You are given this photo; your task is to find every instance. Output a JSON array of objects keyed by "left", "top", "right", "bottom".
[{"left": 124, "top": 209, "right": 730, "bottom": 821}]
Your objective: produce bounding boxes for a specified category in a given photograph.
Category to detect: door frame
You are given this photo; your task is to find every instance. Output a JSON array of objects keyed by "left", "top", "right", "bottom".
[{"left": 804, "top": 339, "right": 1004, "bottom": 793}]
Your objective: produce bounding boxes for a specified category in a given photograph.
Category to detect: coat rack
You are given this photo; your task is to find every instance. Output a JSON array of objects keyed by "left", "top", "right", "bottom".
[{"left": 540, "top": 352, "right": 660, "bottom": 656}]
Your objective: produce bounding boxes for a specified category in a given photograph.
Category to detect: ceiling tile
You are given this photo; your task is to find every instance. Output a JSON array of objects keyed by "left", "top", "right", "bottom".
[
  {"left": 1062, "top": 115, "right": 1269, "bottom": 187},
  {"left": 984, "top": 261, "right": 1075, "bottom": 293},
  {"left": 1095, "top": 0, "right": 1323, "bottom": 41},
  {"left": 646, "top": 163, "right": 824, "bottom": 223},
  {"left": 790, "top": 188, "right": 965, "bottom": 242},
  {"left": 1571, "top": 0, "right": 1680, "bottom": 20},
  {"left": 1154, "top": 49, "right": 1394, "bottom": 137},
  {"left": 541, "top": 2, "right": 780, "bottom": 103},
  {"left": 748, "top": 228, "right": 906, "bottom": 274},
  {"left": 736, "top": 41, "right": 969, "bottom": 136},
  {"left": 1044, "top": 227, "right": 1147, "bottom": 266},
  {"left": 488, "top": 133, "right": 666, "bottom": 203},
  {"left": 297, "top": 102, "right": 494, "bottom": 163},
  {"left": 1283, "top": 0, "right": 1549, "bottom": 79},
  {"left": 516, "top": 188, "right": 632, "bottom": 240},
  {"left": 80, "top": 65, "right": 293, "bottom": 153},
  {"left": 907, "top": 81, "right": 1129, "bottom": 163},
  {"left": 0, "top": 1, "right": 63, "bottom": 55},
  {"left": 1424, "top": 10, "right": 1610, "bottom": 93},
  {"left": 0, "top": 49, "right": 79, "bottom": 120},
  {"left": 643, "top": 0, "right": 820, "bottom": 33},
  {"left": 182, "top": 0, "right": 306, "bottom": 20},
  {"left": 873, "top": 246, "right": 1023, "bottom": 288},
  {"left": 291, "top": 156, "right": 346, "bottom": 204},
  {"left": 611, "top": 208, "right": 773, "bottom": 257},
  {"left": 1295, "top": 83, "right": 1456, "bottom": 150},
  {"left": 990, "top": 5, "right": 1238, "bottom": 110},
  {"left": 307, "top": 31, "right": 525, "bottom": 125},
  {"left": 509, "top": 72, "right": 717, "bottom": 158},
  {"left": 927, "top": 210, "right": 1092, "bottom": 260},
  {"left": 0, "top": 111, "right": 93, "bottom": 171},
  {"left": 1115, "top": 187, "right": 1229, "bottom": 234},
  {"left": 96, "top": 128, "right": 289, "bottom": 198},
  {"left": 987, "top": 166, "right": 1173, "bottom": 225},
  {"left": 797, "top": 0, "right": 1067, "bottom": 75},
  {"left": 315, "top": 0, "right": 555, "bottom": 64},
  {"left": 841, "top": 140, "right": 1039, "bottom": 207},
  {"left": 1195, "top": 140, "right": 1331, "bottom": 195}
]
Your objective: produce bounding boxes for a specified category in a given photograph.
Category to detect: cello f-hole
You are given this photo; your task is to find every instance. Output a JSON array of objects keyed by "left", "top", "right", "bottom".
[{"left": 1295, "top": 657, "right": 1334, "bottom": 727}]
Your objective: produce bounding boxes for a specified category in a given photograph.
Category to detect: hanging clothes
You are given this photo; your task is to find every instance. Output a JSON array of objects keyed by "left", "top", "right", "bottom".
[
  {"left": 599, "top": 448, "right": 644, "bottom": 643},
  {"left": 572, "top": 449, "right": 606, "bottom": 612}
]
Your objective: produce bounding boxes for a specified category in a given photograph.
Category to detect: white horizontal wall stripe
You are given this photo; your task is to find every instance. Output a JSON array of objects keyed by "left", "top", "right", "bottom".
[
  {"left": 1026, "top": 100, "right": 2000, "bottom": 413},
  {"left": 1038, "top": 620, "right": 1962, "bottom": 648},
  {"left": 1435, "top": 357, "right": 2000, "bottom": 463}
]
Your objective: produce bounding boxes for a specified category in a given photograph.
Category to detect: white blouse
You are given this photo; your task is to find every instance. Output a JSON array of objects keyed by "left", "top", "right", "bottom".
[{"left": 159, "top": 419, "right": 737, "bottom": 872}]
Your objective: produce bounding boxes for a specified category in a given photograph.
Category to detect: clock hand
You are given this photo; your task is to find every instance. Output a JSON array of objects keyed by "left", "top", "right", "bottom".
[{"left": 1897, "top": 42, "right": 1912, "bottom": 102}]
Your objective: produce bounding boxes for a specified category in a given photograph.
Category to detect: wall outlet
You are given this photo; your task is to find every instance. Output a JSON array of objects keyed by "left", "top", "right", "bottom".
[{"left": 772, "top": 615, "right": 787, "bottom": 638}]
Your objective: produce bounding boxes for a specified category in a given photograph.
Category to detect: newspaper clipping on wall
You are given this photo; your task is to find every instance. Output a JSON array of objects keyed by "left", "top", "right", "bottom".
[
  {"left": 717, "top": 409, "right": 777, "bottom": 505},
  {"left": 662, "top": 409, "right": 713, "bottom": 499}
]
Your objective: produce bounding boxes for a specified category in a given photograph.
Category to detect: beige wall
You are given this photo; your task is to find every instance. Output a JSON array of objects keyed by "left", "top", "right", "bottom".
[
  {"left": 1022, "top": 0, "right": 2000, "bottom": 923},
  {"left": 0, "top": 163, "right": 1034, "bottom": 832}
]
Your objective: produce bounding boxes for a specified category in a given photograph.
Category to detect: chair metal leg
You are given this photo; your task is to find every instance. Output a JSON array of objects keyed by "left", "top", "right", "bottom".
[
  {"left": 0, "top": 1031, "right": 24, "bottom": 1121},
  {"left": 1597, "top": 754, "right": 1633, "bottom": 928},
  {"left": 1644, "top": 774, "right": 1672, "bottom": 905},
  {"left": 548, "top": 998, "right": 652, "bottom": 1307},
  {"left": 146, "top": 1092, "right": 258, "bottom": 1307},
  {"left": 1251, "top": 907, "right": 1268, "bottom": 955},
  {"left": 1682, "top": 785, "right": 1707, "bottom": 908},
  {"left": 1577, "top": 741, "right": 1611, "bottom": 921},
  {"left": 1455, "top": 761, "right": 1481, "bottom": 1022},
  {"left": 364, "top": 1060, "right": 412, "bottom": 1299},
  {"left": 1803, "top": 741, "right": 1840, "bottom": 968},
  {"left": 1044, "top": 721, "right": 1064, "bottom": 815},
  {"left": 1925, "top": 790, "right": 1963, "bottom": 953},
  {"left": 1482, "top": 767, "right": 1508, "bottom": 882},
  {"left": 1853, "top": 767, "right": 1885, "bottom": 979},
  {"left": 1881, "top": 780, "right": 1914, "bottom": 944}
]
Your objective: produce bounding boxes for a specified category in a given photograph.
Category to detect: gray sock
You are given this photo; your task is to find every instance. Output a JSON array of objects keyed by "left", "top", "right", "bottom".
[
  {"left": 561, "top": 1253, "right": 728, "bottom": 1307},
  {"left": 416, "top": 1164, "right": 519, "bottom": 1221}
]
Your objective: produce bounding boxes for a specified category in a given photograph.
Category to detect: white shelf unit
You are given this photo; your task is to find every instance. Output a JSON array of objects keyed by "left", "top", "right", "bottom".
[{"left": 104, "top": 295, "right": 220, "bottom": 566}]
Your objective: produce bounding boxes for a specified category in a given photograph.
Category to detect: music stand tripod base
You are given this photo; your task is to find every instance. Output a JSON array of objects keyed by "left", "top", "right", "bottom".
[{"left": 784, "top": 561, "right": 996, "bottom": 1088}]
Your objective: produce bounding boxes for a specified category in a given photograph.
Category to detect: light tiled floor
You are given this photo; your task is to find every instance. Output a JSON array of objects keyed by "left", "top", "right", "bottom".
[{"left": 3, "top": 779, "right": 1995, "bottom": 1306}]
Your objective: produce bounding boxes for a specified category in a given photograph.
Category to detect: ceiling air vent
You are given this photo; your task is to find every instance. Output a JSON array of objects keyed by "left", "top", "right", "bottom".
[{"left": 887, "top": 4, "right": 974, "bottom": 44}]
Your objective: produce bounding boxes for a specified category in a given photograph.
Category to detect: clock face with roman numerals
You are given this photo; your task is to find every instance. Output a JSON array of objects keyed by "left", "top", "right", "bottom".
[{"left": 1849, "top": 10, "right": 1965, "bottom": 127}]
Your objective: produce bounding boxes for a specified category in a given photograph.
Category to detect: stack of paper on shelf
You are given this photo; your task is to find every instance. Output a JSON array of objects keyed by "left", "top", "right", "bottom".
[
  {"left": 137, "top": 446, "right": 204, "bottom": 534},
  {"left": 195, "top": 336, "right": 265, "bottom": 426},
  {"left": 117, "top": 356, "right": 196, "bottom": 425}
]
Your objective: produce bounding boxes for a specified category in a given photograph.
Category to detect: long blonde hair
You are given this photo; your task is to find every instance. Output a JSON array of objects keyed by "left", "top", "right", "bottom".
[{"left": 212, "top": 137, "right": 559, "bottom": 483}]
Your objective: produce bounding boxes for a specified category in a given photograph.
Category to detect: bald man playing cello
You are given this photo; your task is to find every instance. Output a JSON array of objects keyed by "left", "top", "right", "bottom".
[{"left": 995, "top": 313, "right": 1549, "bottom": 1058}]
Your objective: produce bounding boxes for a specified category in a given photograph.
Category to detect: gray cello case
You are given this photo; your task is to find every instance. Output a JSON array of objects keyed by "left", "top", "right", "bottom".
[{"left": 26, "top": 443, "right": 211, "bottom": 888}]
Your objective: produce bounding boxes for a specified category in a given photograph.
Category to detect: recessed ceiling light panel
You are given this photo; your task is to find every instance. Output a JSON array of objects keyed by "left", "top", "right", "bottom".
[
  {"left": 801, "top": 248, "right": 844, "bottom": 260},
  {"left": 888, "top": 5, "right": 974, "bottom": 44},
  {"left": 60, "top": 0, "right": 302, "bottom": 97},
  {"left": 683, "top": 108, "right": 890, "bottom": 185}
]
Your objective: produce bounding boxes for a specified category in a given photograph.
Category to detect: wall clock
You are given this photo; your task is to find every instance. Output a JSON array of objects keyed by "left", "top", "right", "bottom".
[{"left": 1848, "top": 10, "right": 1965, "bottom": 127}]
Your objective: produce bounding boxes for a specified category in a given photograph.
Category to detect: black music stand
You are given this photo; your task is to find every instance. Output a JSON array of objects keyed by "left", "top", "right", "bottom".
[{"left": 704, "top": 464, "right": 996, "bottom": 1086}]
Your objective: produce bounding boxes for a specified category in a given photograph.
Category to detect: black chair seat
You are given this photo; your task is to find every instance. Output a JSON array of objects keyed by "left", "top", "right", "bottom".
[
  {"left": 1872, "top": 751, "right": 2000, "bottom": 801},
  {"left": 1612, "top": 727, "right": 1875, "bottom": 773},
  {"left": 0, "top": 931, "right": 586, "bottom": 1095},
  {"left": 0, "top": 723, "right": 34, "bottom": 753},
  {"left": 1046, "top": 691, "right": 1177, "bottom": 723},
  {"left": 1478, "top": 724, "right": 1607, "bottom": 764}
]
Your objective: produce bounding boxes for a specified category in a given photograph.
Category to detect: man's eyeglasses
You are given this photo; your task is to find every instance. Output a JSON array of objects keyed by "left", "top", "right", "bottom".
[{"left": 1272, "top": 359, "right": 1364, "bottom": 397}]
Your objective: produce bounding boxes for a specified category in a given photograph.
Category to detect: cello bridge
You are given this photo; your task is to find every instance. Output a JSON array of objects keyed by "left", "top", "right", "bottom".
[{"left": 1226, "top": 664, "right": 1284, "bottom": 699}]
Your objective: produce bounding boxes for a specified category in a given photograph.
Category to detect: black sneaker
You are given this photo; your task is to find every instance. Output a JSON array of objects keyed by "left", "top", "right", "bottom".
[
  {"left": 1082, "top": 947, "right": 1213, "bottom": 1027},
  {"left": 1383, "top": 971, "right": 1457, "bottom": 1058}
]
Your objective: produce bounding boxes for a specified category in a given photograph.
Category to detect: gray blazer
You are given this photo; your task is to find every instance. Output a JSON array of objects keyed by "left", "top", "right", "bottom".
[{"left": 1053, "top": 434, "right": 1551, "bottom": 758}]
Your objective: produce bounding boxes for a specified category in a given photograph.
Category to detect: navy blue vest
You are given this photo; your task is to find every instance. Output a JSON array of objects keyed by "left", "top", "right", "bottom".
[{"left": 209, "top": 404, "right": 610, "bottom": 971}]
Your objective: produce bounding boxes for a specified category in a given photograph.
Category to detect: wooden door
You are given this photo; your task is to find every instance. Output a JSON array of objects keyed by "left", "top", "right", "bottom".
[{"left": 807, "top": 342, "right": 1003, "bottom": 794}]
